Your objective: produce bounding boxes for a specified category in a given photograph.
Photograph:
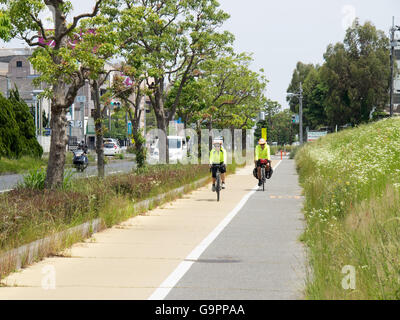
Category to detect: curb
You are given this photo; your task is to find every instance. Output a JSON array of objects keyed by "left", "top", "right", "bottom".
[{"left": 0, "top": 176, "right": 210, "bottom": 279}]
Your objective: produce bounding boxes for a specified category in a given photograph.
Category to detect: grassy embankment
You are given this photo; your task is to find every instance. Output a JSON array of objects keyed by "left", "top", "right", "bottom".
[
  {"left": 0, "top": 156, "right": 47, "bottom": 175},
  {"left": 296, "top": 118, "right": 400, "bottom": 299},
  {"left": 0, "top": 153, "right": 103, "bottom": 176}
]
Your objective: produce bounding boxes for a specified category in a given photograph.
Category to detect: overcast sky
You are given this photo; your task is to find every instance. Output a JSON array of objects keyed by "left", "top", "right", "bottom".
[{"left": 2, "top": 0, "right": 399, "bottom": 109}]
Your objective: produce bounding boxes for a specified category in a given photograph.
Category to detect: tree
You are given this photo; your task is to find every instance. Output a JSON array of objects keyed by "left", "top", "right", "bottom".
[
  {"left": 0, "top": 0, "right": 114, "bottom": 188},
  {"left": 77, "top": 12, "right": 121, "bottom": 178},
  {"left": 302, "top": 67, "right": 328, "bottom": 129},
  {"left": 287, "top": 62, "right": 316, "bottom": 113},
  {"left": 111, "top": 62, "right": 148, "bottom": 168},
  {"left": 320, "top": 20, "right": 391, "bottom": 126},
  {"left": 255, "top": 109, "right": 295, "bottom": 146},
  {"left": 166, "top": 77, "right": 207, "bottom": 129},
  {"left": 0, "top": 90, "right": 42, "bottom": 159},
  {"left": 119, "top": 0, "right": 233, "bottom": 162},
  {"left": 199, "top": 53, "right": 267, "bottom": 130}
]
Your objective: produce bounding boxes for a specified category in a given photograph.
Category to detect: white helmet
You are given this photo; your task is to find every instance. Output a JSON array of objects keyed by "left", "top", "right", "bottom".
[{"left": 213, "top": 139, "right": 223, "bottom": 145}]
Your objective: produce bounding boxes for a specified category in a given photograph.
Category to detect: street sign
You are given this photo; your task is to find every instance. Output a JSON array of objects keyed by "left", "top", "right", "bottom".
[
  {"left": 307, "top": 131, "right": 328, "bottom": 142},
  {"left": 75, "top": 120, "right": 82, "bottom": 128},
  {"left": 127, "top": 121, "right": 132, "bottom": 135},
  {"left": 292, "top": 114, "right": 300, "bottom": 124}
]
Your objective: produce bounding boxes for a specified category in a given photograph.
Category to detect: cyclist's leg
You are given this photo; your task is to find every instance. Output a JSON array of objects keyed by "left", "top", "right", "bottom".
[
  {"left": 211, "top": 165, "right": 217, "bottom": 190},
  {"left": 220, "top": 163, "right": 226, "bottom": 183},
  {"left": 257, "top": 160, "right": 262, "bottom": 180}
]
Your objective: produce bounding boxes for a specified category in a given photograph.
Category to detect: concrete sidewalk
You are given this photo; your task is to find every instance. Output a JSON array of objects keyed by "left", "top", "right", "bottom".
[{"left": 0, "top": 163, "right": 273, "bottom": 299}]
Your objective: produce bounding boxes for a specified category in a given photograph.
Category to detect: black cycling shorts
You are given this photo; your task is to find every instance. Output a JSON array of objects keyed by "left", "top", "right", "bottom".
[{"left": 211, "top": 163, "right": 226, "bottom": 178}]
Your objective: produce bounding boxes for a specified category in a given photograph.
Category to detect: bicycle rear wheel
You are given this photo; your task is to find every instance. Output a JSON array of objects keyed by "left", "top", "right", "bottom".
[
  {"left": 261, "top": 167, "right": 265, "bottom": 192},
  {"left": 216, "top": 172, "right": 221, "bottom": 202}
]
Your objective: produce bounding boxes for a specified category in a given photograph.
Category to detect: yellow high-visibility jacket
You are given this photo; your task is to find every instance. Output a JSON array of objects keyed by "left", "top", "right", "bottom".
[
  {"left": 209, "top": 147, "right": 227, "bottom": 164},
  {"left": 255, "top": 145, "right": 271, "bottom": 161}
]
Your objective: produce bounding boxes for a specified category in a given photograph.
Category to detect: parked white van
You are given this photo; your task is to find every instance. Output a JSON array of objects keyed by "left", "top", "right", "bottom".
[{"left": 150, "top": 136, "right": 187, "bottom": 162}]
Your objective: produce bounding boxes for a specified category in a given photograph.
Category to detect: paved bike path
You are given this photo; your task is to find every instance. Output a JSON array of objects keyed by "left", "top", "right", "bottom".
[{"left": 164, "top": 159, "right": 306, "bottom": 300}]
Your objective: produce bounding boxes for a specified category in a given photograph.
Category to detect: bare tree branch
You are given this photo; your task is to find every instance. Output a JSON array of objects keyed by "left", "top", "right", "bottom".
[{"left": 61, "top": 0, "right": 104, "bottom": 39}]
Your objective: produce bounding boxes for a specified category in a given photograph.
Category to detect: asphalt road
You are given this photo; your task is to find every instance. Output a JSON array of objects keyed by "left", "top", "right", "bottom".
[
  {"left": 165, "top": 159, "right": 306, "bottom": 300},
  {"left": 0, "top": 160, "right": 136, "bottom": 192}
]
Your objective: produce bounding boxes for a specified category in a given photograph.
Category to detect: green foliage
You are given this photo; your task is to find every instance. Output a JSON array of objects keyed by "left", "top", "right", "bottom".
[
  {"left": 9, "top": 90, "right": 43, "bottom": 158},
  {"left": 62, "top": 169, "right": 75, "bottom": 190},
  {"left": 103, "top": 108, "right": 129, "bottom": 140},
  {"left": 0, "top": 90, "right": 42, "bottom": 159},
  {"left": 287, "top": 62, "right": 316, "bottom": 113},
  {"left": 198, "top": 53, "right": 268, "bottom": 130},
  {"left": 0, "top": 156, "right": 47, "bottom": 175},
  {"left": 255, "top": 109, "right": 296, "bottom": 145},
  {"left": 118, "top": 0, "right": 234, "bottom": 131},
  {"left": 288, "top": 20, "right": 391, "bottom": 130},
  {"left": 20, "top": 168, "right": 46, "bottom": 190},
  {"left": 133, "top": 129, "right": 147, "bottom": 168},
  {"left": 115, "top": 153, "right": 124, "bottom": 160},
  {"left": 296, "top": 118, "right": 400, "bottom": 299}
]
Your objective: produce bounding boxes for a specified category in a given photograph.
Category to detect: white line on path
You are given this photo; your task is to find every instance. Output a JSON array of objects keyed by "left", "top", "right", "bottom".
[{"left": 148, "top": 160, "right": 283, "bottom": 300}]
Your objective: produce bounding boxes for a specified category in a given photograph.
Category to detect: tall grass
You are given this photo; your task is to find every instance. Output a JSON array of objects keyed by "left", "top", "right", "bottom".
[
  {"left": 296, "top": 118, "right": 400, "bottom": 299},
  {"left": 0, "top": 156, "right": 47, "bottom": 175},
  {"left": 0, "top": 163, "right": 222, "bottom": 256}
]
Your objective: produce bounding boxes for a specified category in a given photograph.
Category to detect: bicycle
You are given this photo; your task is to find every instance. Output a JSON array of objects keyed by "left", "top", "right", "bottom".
[
  {"left": 212, "top": 164, "right": 223, "bottom": 201},
  {"left": 259, "top": 159, "right": 270, "bottom": 192}
]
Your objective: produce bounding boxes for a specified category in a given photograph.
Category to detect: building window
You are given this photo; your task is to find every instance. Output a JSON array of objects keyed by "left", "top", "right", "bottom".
[
  {"left": 395, "top": 49, "right": 400, "bottom": 60},
  {"left": 16, "top": 61, "right": 23, "bottom": 68},
  {"left": 394, "top": 93, "right": 400, "bottom": 104}
]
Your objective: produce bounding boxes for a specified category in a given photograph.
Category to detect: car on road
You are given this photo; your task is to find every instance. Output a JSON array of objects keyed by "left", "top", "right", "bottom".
[
  {"left": 104, "top": 142, "right": 121, "bottom": 156},
  {"left": 104, "top": 138, "right": 120, "bottom": 147}
]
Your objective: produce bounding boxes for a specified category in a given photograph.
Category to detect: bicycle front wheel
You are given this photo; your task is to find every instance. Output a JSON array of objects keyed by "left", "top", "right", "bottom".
[
  {"left": 261, "top": 167, "right": 265, "bottom": 192},
  {"left": 216, "top": 172, "right": 221, "bottom": 202}
]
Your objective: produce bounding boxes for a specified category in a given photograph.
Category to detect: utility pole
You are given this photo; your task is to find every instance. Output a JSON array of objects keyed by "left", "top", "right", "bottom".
[
  {"left": 389, "top": 17, "right": 400, "bottom": 117},
  {"left": 299, "top": 82, "right": 303, "bottom": 145}
]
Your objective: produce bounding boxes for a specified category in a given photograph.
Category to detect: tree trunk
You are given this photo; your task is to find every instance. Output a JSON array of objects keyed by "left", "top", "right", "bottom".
[
  {"left": 92, "top": 80, "right": 105, "bottom": 178},
  {"left": 153, "top": 89, "right": 169, "bottom": 164},
  {"left": 231, "top": 127, "right": 235, "bottom": 154},
  {"left": 242, "top": 128, "right": 247, "bottom": 156},
  {"left": 45, "top": 104, "right": 67, "bottom": 189},
  {"left": 208, "top": 120, "right": 213, "bottom": 151}
]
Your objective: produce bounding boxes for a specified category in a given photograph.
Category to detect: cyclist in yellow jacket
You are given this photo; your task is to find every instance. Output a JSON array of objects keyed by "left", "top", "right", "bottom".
[
  {"left": 209, "top": 139, "right": 227, "bottom": 191},
  {"left": 255, "top": 138, "right": 272, "bottom": 186}
]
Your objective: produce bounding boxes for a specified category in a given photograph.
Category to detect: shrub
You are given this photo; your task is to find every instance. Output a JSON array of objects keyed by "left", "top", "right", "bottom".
[
  {"left": 116, "top": 153, "right": 124, "bottom": 160},
  {"left": 0, "top": 90, "right": 43, "bottom": 159},
  {"left": 19, "top": 168, "right": 46, "bottom": 190}
]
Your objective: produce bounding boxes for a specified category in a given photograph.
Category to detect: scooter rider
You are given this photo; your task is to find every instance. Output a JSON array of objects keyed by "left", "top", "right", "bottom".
[{"left": 78, "top": 139, "right": 88, "bottom": 154}]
